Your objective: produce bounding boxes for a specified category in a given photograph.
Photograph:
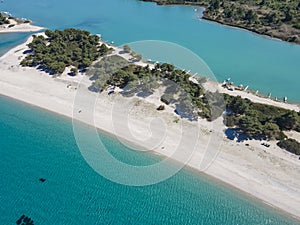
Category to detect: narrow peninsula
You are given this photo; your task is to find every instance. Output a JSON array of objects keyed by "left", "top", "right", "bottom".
[
  {"left": 0, "top": 12, "right": 43, "bottom": 33},
  {"left": 20, "top": 29, "right": 300, "bottom": 156}
]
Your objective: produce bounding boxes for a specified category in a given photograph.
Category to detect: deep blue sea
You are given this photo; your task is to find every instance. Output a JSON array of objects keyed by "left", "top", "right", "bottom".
[{"left": 0, "top": 0, "right": 300, "bottom": 224}]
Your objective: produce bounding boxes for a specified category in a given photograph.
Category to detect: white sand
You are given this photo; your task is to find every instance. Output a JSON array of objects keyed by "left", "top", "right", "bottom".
[
  {"left": 203, "top": 81, "right": 300, "bottom": 112},
  {"left": 0, "top": 36, "right": 300, "bottom": 220},
  {"left": 0, "top": 19, "right": 44, "bottom": 33}
]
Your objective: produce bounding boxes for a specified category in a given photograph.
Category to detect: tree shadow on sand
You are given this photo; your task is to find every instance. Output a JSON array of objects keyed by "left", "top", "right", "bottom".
[{"left": 225, "top": 128, "right": 264, "bottom": 142}]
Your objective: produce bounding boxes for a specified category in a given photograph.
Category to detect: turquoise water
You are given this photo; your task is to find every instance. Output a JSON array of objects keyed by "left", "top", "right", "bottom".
[
  {"left": 0, "top": 32, "right": 32, "bottom": 56},
  {"left": 0, "top": 0, "right": 300, "bottom": 101},
  {"left": 1, "top": 95, "right": 299, "bottom": 224}
]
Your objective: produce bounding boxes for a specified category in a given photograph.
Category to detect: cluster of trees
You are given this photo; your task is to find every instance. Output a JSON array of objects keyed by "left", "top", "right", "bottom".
[
  {"left": 209, "top": 0, "right": 299, "bottom": 29},
  {"left": 88, "top": 57, "right": 216, "bottom": 120},
  {"left": 146, "top": 0, "right": 299, "bottom": 26},
  {"left": 87, "top": 55, "right": 130, "bottom": 92},
  {"left": 0, "top": 13, "right": 10, "bottom": 25},
  {"left": 88, "top": 54, "right": 300, "bottom": 153},
  {"left": 142, "top": 0, "right": 300, "bottom": 43},
  {"left": 21, "top": 29, "right": 110, "bottom": 74},
  {"left": 123, "top": 44, "right": 142, "bottom": 61},
  {"left": 224, "top": 94, "right": 300, "bottom": 154},
  {"left": 110, "top": 63, "right": 211, "bottom": 120},
  {"left": 277, "top": 139, "right": 300, "bottom": 155}
]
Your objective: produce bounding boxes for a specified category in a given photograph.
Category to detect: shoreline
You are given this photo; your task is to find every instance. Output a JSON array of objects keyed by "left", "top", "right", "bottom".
[
  {"left": 0, "top": 35, "right": 300, "bottom": 221},
  {"left": 201, "top": 16, "right": 298, "bottom": 47},
  {"left": 0, "top": 17, "right": 44, "bottom": 33},
  {"left": 203, "top": 80, "right": 300, "bottom": 112},
  {"left": 140, "top": 0, "right": 300, "bottom": 45},
  {"left": 201, "top": 16, "right": 300, "bottom": 45},
  {"left": 0, "top": 23, "right": 44, "bottom": 33},
  {"left": 1, "top": 92, "right": 299, "bottom": 223},
  {"left": 104, "top": 40, "right": 300, "bottom": 109},
  {"left": 1, "top": 90, "right": 300, "bottom": 222},
  {"left": 1, "top": 91, "right": 299, "bottom": 222}
]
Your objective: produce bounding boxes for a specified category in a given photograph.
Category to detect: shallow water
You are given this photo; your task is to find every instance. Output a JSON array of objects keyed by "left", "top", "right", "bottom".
[
  {"left": 0, "top": 32, "right": 31, "bottom": 56},
  {"left": 0, "top": 95, "right": 299, "bottom": 224}
]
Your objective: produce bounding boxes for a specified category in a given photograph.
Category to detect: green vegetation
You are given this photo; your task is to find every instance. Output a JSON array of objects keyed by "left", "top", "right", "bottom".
[
  {"left": 224, "top": 94, "right": 300, "bottom": 139},
  {"left": 0, "top": 13, "right": 10, "bottom": 25},
  {"left": 88, "top": 57, "right": 221, "bottom": 120},
  {"left": 122, "top": 45, "right": 142, "bottom": 61},
  {"left": 108, "top": 63, "right": 212, "bottom": 120},
  {"left": 123, "top": 44, "right": 131, "bottom": 53},
  {"left": 140, "top": 0, "right": 300, "bottom": 44},
  {"left": 89, "top": 54, "right": 300, "bottom": 141},
  {"left": 21, "top": 28, "right": 299, "bottom": 154},
  {"left": 21, "top": 29, "right": 109, "bottom": 74},
  {"left": 224, "top": 95, "right": 300, "bottom": 154},
  {"left": 277, "top": 139, "right": 300, "bottom": 155},
  {"left": 0, "top": 13, "right": 30, "bottom": 26},
  {"left": 87, "top": 55, "right": 129, "bottom": 92},
  {"left": 70, "top": 67, "right": 78, "bottom": 76}
]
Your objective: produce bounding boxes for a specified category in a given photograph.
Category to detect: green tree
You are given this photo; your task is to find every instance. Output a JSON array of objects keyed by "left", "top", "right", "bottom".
[
  {"left": 266, "top": 13, "right": 279, "bottom": 24},
  {"left": 123, "top": 44, "right": 131, "bottom": 53},
  {"left": 135, "top": 54, "right": 142, "bottom": 61},
  {"left": 227, "top": 95, "right": 249, "bottom": 114},
  {"left": 264, "top": 122, "right": 281, "bottom": 140},
  {"left": 283, "top": 9, "right": 292, "bottom": 22},
  {"left": 276, "top": 111, "right": 298, "bottom": 130},
  {"left": 99, "top": 44, "right": 109, "bottom": 55},
  {"left": 21, "top": 29, "right": 108, "bottom": 74},
  {"left": 70, "top": 67, "right": 78, "bottom": 76},
  {"left": 210, "top": 0, "right": 220, "bottom": 10},
  {"left": 238, "top": 116, "right": 264, "bottom": 137},
  {"left": 0, "top": 13, "right": 10, "bottom": 25},
  {"left": 277, "top": 139, "right": 300, "bottom": 155},
  {"left": 50, "top": 62, "right": 65, "bottom": 74},
  {"left": 244, "top": 10, "right": 258, "bottom": 24},
  {"left": 91, "top": 79, "right": 108, "bottom": 92}
]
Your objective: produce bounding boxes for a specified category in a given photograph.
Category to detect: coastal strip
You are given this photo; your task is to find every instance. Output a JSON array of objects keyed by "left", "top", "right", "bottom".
[
  {"left": 0, "top": 23, "right": 44, "bottom": 33},
  {"left": 0, "top": 35, "right": 300, "bottom": 221},
  {"left": 139, "top": 0, "right": 300, "bottom": 45},
  {"left": 0, "top": 12, "right": 44, "bottom": 33}
]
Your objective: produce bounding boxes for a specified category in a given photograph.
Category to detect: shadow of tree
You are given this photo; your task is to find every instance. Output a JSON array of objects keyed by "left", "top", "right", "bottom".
[
  {"left": 225, "top": 128, "right": 263, "bottom": 142},
  {"left": 16, "top": 215, "right": 34, "bottom": 225}
]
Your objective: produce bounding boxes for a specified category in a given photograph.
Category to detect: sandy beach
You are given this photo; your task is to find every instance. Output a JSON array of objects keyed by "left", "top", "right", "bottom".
[
  {"left": 203, "top": 81, "right": 300, "bottom": 112},
  {"left": 0, "top": 18, "right": 44, "bottom": 33},
  {"left": 0, "top": 35, "right": 300, "bottom": 220}
]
